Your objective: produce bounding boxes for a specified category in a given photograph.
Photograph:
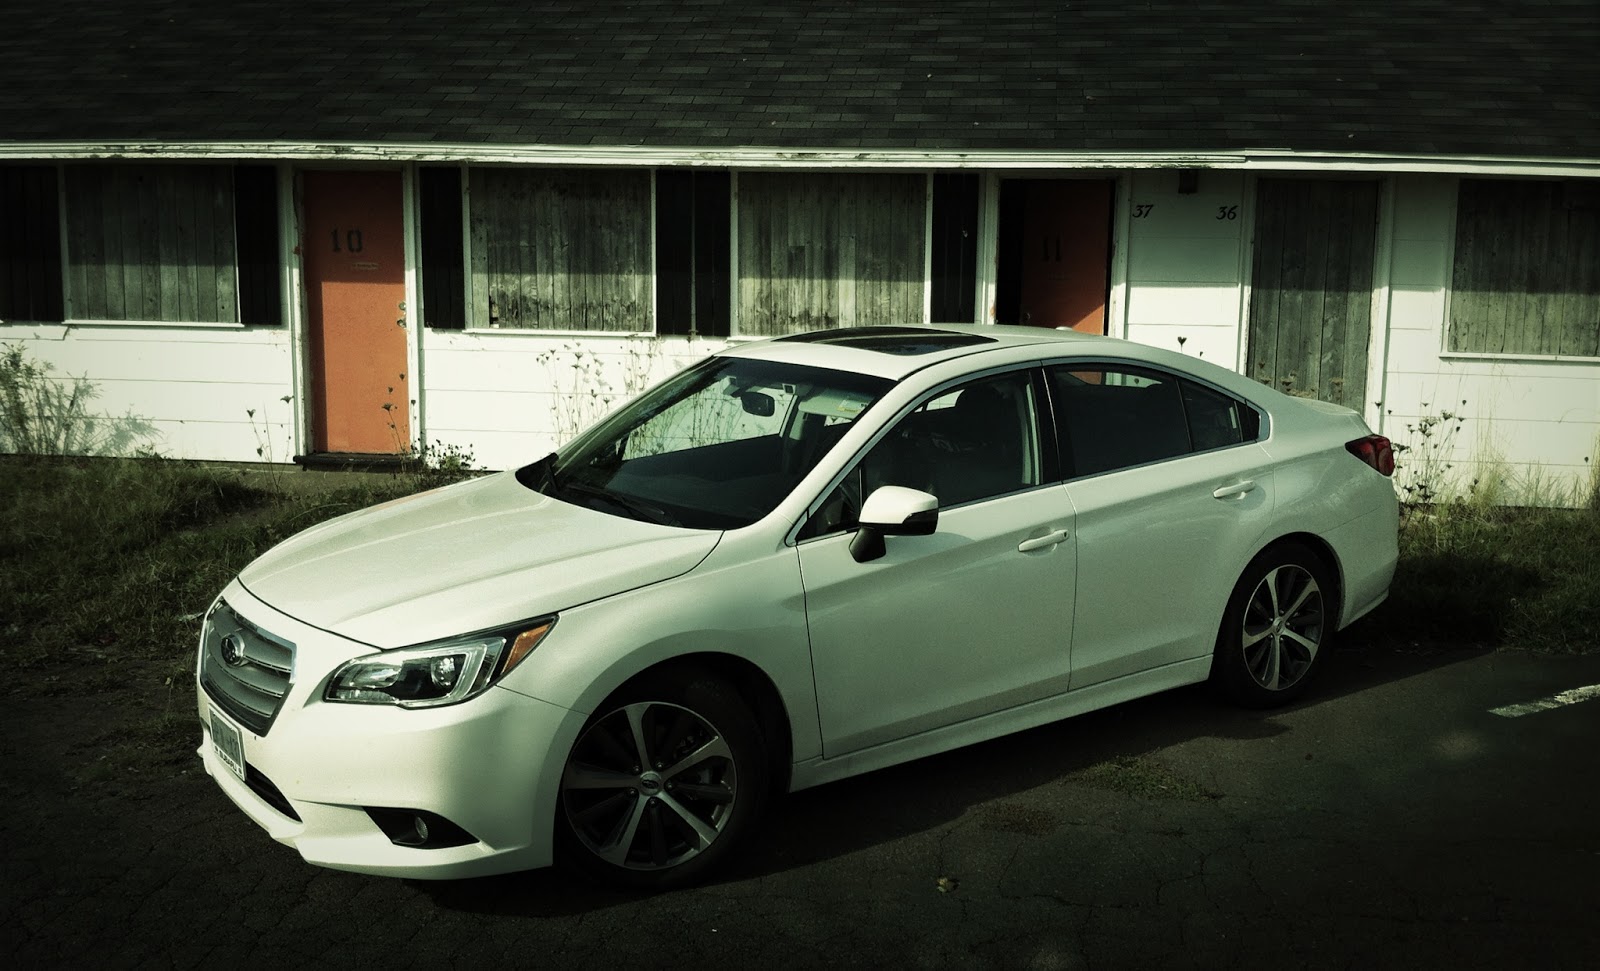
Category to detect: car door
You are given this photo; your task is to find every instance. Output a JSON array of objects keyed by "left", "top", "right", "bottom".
[
  {"left": 796, "top": 368, "right": 1077, "bottom": 758},
  {"left": 1047, "top": 362, "right": 1276, "bottom": 688}
]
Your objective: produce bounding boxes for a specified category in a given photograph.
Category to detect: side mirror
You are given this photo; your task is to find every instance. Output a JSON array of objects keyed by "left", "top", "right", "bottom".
[{"left": 849, "top": 486, "right": 938, "bottom": 563}]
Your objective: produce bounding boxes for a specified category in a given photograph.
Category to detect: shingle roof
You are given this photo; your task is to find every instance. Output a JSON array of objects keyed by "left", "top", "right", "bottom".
[{"left": 2, "top": 0, "right": 1597, "bottom": 159}]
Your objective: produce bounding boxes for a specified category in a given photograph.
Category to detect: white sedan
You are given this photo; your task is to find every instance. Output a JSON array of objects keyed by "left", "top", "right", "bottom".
[{"left": 196, "top": 325, "right": 1398, "bottom": 888}]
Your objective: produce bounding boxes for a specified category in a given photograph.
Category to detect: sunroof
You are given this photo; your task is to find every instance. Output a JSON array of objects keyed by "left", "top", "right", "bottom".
[{"left": 774, "top": 327, "right": 995, "bottom": 356}]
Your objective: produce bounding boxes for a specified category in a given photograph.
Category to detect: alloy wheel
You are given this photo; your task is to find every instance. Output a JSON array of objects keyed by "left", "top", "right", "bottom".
[
  {"left": 1240, "top": 564, "right": 1325, "bottom": 692},
  {"left": 561, "top": 700, "right": 739, "bottom": 871}
]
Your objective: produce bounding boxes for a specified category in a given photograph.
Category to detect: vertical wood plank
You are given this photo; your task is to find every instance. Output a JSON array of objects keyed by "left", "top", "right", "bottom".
[
  {"left": 469, "top": 169, "right": 490, "bottom": 328},
  {"left": 156, "top": 169, "right": 180, "bottom": 321},
  {"left": 116, "top": 168, "right": 143, "bottom": 319},
  {"left": 1342, "top": 182, "right": 1378, "bottom": 406},
  {"left": 212, "top": 166, "right": 238, "bottom": 322},
  {"left": 191, "top": 167, "right": 218, "bottom": 321},
  {"left": 186, "top": 167, "right": 207, "bottom": 323},
  {"left": 1318, "top": 183, "right": 1350, "bottom": 403},
  {"left": 97, "top": 168, "right": 125, "bottom": 319},
  {"left": 1247, "top": 181, "right": 1282, "bottom": 388},
  {"left": 137, "top": 169, "right": 160, "bottom": 320},
  {"left": 64, "top": 168, "right": 91, "bottom": 318},
  {"left": 1564, "top": 203, "right": 1600, "bottom": 356}
]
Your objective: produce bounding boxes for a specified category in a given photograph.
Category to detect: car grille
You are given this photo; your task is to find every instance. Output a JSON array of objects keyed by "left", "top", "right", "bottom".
[{"left": 199, "top": 600, "right": 294, "bottom": 737}]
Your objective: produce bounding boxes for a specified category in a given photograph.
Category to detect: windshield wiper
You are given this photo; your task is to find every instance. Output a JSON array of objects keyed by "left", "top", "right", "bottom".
[{"left": 558, "top": 478, "right": 680, "bottom": 527}]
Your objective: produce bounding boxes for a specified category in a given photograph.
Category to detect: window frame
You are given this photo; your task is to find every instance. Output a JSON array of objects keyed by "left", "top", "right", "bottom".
[{"left": 1, "top": 162, "right": 282, "bottom": 329}]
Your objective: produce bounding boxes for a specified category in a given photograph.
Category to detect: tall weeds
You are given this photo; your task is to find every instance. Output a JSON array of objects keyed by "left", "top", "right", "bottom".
[{"left": 0, "top": 344, "right": 155, "bottom": 456}]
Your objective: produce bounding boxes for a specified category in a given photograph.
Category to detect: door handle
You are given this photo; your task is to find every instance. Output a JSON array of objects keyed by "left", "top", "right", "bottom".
[
  {"left": 1018, "top": 529, "right": 1070, "bottom": 552},
  {"left": 1212, "top": 480, "right": 1258, "bottom": 500}
]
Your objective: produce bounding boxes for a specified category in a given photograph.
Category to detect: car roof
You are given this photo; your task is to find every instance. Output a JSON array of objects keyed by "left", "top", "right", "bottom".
[
  {"left": 718, "top": 324, "right": 1272, "bottom": 399},
  {"left": 719, "top": 324, "right": 1112, "bottom": 381}
]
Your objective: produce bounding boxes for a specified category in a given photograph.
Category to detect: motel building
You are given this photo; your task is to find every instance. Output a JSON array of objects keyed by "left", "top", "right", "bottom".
[{"left": 1, "top": 1, "right": 1596, "bottom": 502}]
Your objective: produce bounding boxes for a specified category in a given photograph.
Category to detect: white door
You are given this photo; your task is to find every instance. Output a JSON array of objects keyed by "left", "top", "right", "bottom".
[
  {"left": 1045, "top": 362, "right": 1277, "bottom": 687},
  {"left": 797, "top": 369, "right": 1077, "bottom": 757}
]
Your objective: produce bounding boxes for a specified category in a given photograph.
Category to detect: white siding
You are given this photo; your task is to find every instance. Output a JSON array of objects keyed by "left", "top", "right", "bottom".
[
  {"left": 1118, "top": 169, "right": 1249, "bottom": 368},
  {"left": 1377, "top": 174, "right": 1600, "bottom": 504},
  {"left": 0, "top": 323, "right": 295, "bottom": 462},
  {"left": 419, "top": 330, "right": 725, "bottom": 470}
]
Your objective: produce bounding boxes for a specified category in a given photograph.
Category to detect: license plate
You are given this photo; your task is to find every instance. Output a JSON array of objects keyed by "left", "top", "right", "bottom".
[{"left": 210, "top": 712, "right": 246, "bottom": 781}]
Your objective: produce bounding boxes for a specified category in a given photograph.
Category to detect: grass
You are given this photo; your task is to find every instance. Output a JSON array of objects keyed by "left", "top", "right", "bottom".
[
  {"left": 1365, "top": 499, "right": 1600, "bottom": 654},
  {"left": 3, "top": 457, "right": 1597, "bottom": 685},
  {"left": 0, "top": 457, "right": 442, "bottom": 680}
]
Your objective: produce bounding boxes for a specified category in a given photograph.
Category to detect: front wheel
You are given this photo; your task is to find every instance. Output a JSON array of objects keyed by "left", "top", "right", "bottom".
[
  {"left": 1211, "top": 543, "right": 1335, "bottom": 708},
  {"left": 556, "top": 668, "right": 768, "bottom": 889}
]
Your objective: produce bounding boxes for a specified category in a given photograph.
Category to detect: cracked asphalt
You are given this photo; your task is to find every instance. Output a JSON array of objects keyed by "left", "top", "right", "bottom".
[{"left": 4, "top": 640, "right": 1598, "bottom": 968}]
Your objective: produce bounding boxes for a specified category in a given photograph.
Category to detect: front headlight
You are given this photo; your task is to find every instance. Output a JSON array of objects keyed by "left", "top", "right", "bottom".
[{"left": 325, "top": 617, "right": 556, "bottom": 709}]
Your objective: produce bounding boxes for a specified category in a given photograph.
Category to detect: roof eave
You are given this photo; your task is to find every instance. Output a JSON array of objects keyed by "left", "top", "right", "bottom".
[{"left": 2, "top": 142, "right": 1597, "bottom": 177}]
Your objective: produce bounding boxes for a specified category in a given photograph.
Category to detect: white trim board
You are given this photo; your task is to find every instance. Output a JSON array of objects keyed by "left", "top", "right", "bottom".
[{"left": 6, "top": 143, "right": 1599, "bottom": 178}]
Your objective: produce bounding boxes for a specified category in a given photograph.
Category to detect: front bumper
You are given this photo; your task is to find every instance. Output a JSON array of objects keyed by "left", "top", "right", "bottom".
[{"left": 196, "top": 581, "right": 583, "bottom": 880}]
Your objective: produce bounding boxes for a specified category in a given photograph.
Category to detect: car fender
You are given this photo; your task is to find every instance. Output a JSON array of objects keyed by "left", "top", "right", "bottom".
[{"left": 494, "top": 522, "right": 820, "bottom": 762}]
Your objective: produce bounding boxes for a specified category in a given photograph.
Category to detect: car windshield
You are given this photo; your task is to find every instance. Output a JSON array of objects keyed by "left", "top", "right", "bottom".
[{"left": 520, "top": 356, "right": 892, "bottom": 530}]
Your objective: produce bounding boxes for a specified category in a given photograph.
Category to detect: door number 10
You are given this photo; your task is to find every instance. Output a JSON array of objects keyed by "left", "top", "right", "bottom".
[{"left": 330, "top": 229, "right": 365, "bottom": 253}]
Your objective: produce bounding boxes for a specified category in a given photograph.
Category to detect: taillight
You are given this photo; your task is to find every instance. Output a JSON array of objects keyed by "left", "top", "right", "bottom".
[{"left": 1345, "top": 435, "right": 1395, "bottom": 476}]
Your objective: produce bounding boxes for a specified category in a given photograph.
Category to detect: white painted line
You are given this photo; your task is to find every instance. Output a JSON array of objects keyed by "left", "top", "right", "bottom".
[{"left": 1490, "top": 684, "right": 1600, "bottom": 718}]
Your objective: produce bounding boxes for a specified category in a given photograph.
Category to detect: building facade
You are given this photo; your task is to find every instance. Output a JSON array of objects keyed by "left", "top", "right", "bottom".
[{"left": 2, "top": 2, "right": 1597, "bottom": 501}]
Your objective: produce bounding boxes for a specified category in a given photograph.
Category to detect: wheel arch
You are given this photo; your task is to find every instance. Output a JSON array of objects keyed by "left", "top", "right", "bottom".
[
  {"left": 611, "top": 652, "right": 795, "bottom": 799},
  {"left": 1242, "top": 531, "right": 1344, "bottom": 628}
]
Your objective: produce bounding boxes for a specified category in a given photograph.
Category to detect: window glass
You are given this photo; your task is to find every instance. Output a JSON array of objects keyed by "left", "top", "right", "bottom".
[
  {"left": 419, "top": 166, "right": 465, "bottom": 330},
  {"left": 547, "top": 357, "right": 889, "bottom": 530},
  {"left": 655, "top": 169, "right": 731, "bottom": 338},
  {"left": 1048, "top": 364, "right": 1191, "bottom": 476},
  {"left": 1181, "top": 380, "right": 1250, "bottom": 452},
  {"left": 0, "top": 165, "right": 63, "bottom": 322},
  {"left": 620, "top": 378, "right": 796, "bottom": 460},
  {"left": 803, "top": 370, "right": 1041, "bottom": 538}
]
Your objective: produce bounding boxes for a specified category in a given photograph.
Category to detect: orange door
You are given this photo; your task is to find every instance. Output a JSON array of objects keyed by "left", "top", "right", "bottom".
[
  {"left": 1017, "top": 180, "right": 1113, "bottom": 333},
  {"left": 302, "top": 171, "right": 409, "bottom": 454}
]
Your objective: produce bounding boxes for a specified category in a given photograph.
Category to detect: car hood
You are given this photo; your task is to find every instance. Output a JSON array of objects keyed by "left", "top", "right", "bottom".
[{"left": 238, "top": 471, "right": 720, "bottom": 648}]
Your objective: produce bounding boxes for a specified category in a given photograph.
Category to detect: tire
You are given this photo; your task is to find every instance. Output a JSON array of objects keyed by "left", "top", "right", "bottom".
[
  {"left": 555, "top": 667, "right": 768, "bottom": 889},
  {"left": 1211, "top": 543, "right": 1336, "bottom": 708}
]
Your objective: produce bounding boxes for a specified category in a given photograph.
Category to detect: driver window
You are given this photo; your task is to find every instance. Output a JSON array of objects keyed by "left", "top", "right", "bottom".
[{"left": 801, "top": 370, "right": 1041, "bottom": 539}]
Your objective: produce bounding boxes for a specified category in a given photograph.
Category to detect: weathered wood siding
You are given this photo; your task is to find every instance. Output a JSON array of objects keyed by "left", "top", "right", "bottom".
[
  {"left": 468, "top": 168, "right": 651, "bottom": 330},
  {"left": 1449, "top": 180, "right": 1600, "bottom": 357},
  {"left": 737, "top": 172, "right": 925, "bottom": 335},
  {"left": 1248, "top": 179, "right": 1378, "bottom": 407},
  {"left": 63, "top": 165, "right": 238, "bottom": 323}
]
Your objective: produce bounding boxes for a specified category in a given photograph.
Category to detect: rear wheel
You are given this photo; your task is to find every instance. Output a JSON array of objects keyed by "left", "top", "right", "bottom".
[
  {"left": 1212, "top": 543, "right": 1335, "bottom": 708},
  {"left": 556, "top": 668, "right": 767, "bottom": 889}
]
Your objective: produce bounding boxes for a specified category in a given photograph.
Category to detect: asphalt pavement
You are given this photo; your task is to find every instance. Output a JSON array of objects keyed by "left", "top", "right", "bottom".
[{"left": 4, "top": 640, "right": 1598, "bottom": 968}]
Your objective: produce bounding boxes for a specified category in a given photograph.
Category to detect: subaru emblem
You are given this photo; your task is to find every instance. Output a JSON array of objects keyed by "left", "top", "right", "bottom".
[{"left": 220, "top": 633, "right": 248, "bottom": 667}]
